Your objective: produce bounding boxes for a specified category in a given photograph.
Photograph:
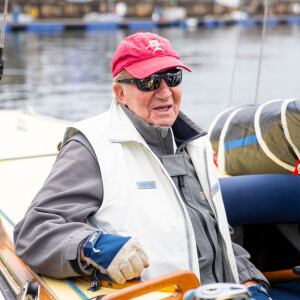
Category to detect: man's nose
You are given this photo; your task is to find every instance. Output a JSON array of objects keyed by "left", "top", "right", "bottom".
[{"left": 154, "top": 79, "right": 172, "bottom": 99}]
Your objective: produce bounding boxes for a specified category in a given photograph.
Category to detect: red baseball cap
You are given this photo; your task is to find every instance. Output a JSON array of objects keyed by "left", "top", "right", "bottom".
[{"left": 111, "top": 32, "right": 191, "bottom": 79}]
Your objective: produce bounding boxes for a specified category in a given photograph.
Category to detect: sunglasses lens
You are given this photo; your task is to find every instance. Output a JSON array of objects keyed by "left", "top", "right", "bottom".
[
  {"left": 136, "top": 70, "right": 182, "bottom": 91},
  {"left": 138, "top": 75, "right": 160, "bottom": 91},
  {"left": 167, "top": 71, "right": 182, "bottom": 87}
]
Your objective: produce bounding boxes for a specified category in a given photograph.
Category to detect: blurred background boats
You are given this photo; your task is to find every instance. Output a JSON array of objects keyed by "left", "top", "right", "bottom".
[
  {"left": 0, "top": 0, "right": 300, "bottom": 129},
  {"left": 1, "top": 0, "right": 300, "bottom": 22},
  {"left": 1, "top": 23, "right": 300, "bottom": 129}
]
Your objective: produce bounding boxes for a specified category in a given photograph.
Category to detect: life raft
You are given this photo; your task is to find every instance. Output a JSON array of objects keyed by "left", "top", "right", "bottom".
[{"left": 208, "top": 98, "right": 300, "bottom": 175}]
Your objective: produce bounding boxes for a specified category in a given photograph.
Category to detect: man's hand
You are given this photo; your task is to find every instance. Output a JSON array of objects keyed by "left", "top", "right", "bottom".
[{"left": 82, "top": 231, "right": 149, "bottom": 284}]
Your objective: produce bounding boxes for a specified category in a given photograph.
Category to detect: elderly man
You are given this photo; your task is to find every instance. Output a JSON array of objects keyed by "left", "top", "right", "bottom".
[{"left": 14, "top": 32, "right": 271, "bottom": 299}]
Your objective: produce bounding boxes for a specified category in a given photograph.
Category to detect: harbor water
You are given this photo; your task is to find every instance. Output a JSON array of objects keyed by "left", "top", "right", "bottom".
[{"left": 1, "top": 25, "right": 300, "bottom": 129}]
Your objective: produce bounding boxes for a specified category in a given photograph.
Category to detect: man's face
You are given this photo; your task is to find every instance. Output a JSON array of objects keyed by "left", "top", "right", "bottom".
[{"left": 115, "top": 70, "right": 182, "bottom": 127}]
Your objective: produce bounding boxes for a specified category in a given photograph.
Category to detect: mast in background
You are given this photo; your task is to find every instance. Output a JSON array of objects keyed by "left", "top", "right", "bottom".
[{"left": 0, "top": 0, "right": 9, "bottom": 82}]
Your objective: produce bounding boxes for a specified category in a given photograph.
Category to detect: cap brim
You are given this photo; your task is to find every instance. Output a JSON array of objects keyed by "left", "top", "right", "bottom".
[{"left": 124, "top": 56, "right": 191, "bottom": 79}]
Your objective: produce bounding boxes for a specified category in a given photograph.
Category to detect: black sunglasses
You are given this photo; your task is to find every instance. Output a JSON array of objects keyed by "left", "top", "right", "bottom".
[{"left": 117, "top": 69, "right": 182, "bottom": 92}]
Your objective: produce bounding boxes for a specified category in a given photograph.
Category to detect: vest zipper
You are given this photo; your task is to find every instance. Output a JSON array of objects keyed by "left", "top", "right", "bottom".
[
  {"left": 203, "top": 147, "right": 235, "bottom": 282},
  {"left": 178, "top": 175, "right": 219, "bottom": 283}
]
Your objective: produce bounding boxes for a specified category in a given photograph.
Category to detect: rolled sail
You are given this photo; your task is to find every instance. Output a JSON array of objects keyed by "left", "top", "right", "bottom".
[{"left": 208, "top": 99, "right": 300, "bottom": 175}]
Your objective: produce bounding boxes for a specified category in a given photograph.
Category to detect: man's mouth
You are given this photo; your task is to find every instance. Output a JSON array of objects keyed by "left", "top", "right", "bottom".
[{"left": 154, "top": 105, "right": 171, "bottom": 112}]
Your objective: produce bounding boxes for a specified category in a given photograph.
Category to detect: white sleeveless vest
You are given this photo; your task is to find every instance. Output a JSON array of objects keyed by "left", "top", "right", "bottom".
[{"left": 63, "top": 99, "right": 239, "bottom": 283}]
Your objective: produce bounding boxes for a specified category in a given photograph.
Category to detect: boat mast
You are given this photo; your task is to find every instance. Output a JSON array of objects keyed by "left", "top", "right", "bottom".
[
  {"left": 0, "top": 0, "right": 9, "bottom": 82},
  {"left": 228, "top": 0, "right": 245, "bottom": 108},
  {"left": 254, "top": 0, "right": 269, "bottom": 104}
]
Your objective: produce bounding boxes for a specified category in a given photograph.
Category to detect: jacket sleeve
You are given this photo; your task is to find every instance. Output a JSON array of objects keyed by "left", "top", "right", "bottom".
[
  {"left": 13, "top": 140, "right": 103, "bottom": 278},
  {"left": 231, "top": 232, "right": 269, "bottom": 290}
]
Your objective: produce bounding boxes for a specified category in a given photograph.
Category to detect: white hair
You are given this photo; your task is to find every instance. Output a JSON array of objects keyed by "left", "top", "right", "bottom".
[
  {"left": 113, "top": 69, "right": 131, "bottom": 83},
  {"left": 112, "top": 69, "right": 132, "bottom": 100}
]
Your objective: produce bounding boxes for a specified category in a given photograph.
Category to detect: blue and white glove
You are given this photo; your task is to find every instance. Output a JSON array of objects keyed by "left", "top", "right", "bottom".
[
  {"left": 248, "top": 284, "right": 272, "bottom": 300},
  {"left": 83, "top": 231, "right": 149, "bottom": 284}
]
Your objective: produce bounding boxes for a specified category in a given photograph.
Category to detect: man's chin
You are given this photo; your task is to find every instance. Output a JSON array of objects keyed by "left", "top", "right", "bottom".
[
  {"left": 150, "top": 118, "right": 176, "bottom": 127},
  {"left": 147, "top": 111, "right": 178, "bottom": 127}
]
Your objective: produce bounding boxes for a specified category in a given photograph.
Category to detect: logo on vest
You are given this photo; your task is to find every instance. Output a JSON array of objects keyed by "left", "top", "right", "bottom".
[
  {"left": 200, "top": 184, "right": 220, "bottom": 200},
  {"left": 146, "top": 40, "right": 164, "bottom": 53},
  {"left": 137, "top": 181, "right": 156, "bottom": 189},
  {"left": 211, "top": 183, "right": 220, "bottom": 196}
]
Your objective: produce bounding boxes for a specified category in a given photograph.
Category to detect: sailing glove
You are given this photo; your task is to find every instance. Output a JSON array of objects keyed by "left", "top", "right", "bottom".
[
  {"left": 82, "top": 230, "right": 149, "bottom": 284},
  {"left": 248, "top": 284, "right": 272, "bottom": 300}
]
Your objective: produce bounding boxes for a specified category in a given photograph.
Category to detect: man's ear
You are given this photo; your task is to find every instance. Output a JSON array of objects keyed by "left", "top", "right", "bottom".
[{"left": 113, "top": 83, "right": 127, "bottom": 105}]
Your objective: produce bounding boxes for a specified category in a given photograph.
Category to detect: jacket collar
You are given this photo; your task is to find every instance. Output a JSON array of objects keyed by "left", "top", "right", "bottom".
[
  {"left": 173, "top": 111, "right": 207, "bottom": 149},
  {"left": 108, "top": 99, "right": 145, "bottom": 144}
]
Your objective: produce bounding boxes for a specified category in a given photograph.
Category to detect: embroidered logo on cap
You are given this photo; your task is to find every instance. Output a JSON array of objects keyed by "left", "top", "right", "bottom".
[
  {"left": 146, "top": 40, "right": 164, "bottom": 53},
  {"left": 137, "top": 181, "right": 156, "bottom": 189}
]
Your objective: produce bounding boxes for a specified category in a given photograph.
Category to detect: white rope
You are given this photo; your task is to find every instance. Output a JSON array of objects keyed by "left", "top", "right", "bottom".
[
  {"left": 218, "top": 107, "right": 244, "bottom": 174},
  {"left": 207, "top": 106, "right": 236, "bottom": 139},
  {"left": 0, "top": 0, "right": 9, "bottom": 48},
  {"left": 254, "top": 0, "right": 269, "bottom": 105},
  {"left": 281, "top": 98, "right": 300, "bottom": 159},
  {"left": 254, "top": 99, "right": 295, "bottom": 172}
]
